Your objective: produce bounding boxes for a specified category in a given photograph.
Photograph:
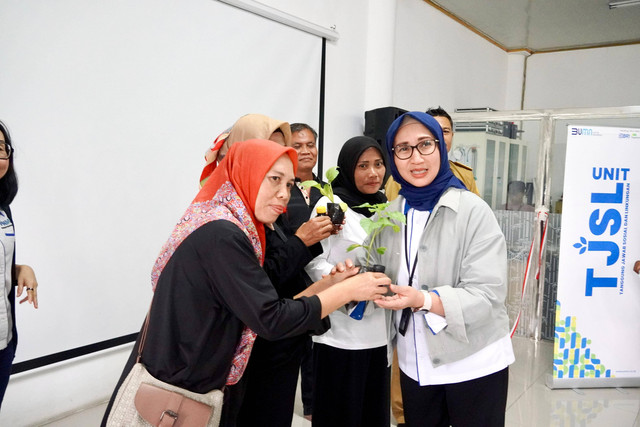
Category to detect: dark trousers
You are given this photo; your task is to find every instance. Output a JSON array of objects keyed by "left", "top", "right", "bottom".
[
  {"left": 300, "top": 337, "right": 313, "bottom": 416},
  {"left": 236, "top": 335, "right": 308, "bottom": 427},
  {"left": 312, "top": 343, "right": 390, "bottom": 427},
  {"left": 400, "top": 367, "right": 509, "bottom": 427},
  {"left": 0, "top": 337, "right": 16, "bottom": 409}
]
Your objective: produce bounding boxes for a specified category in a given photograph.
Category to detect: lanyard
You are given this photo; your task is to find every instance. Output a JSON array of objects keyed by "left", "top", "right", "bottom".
[
  {"left": 398, "top": 205, "right": 430, "bottom": 336},
  {"left": 403, "top": 209, "right": 420, "bottom": 287}
]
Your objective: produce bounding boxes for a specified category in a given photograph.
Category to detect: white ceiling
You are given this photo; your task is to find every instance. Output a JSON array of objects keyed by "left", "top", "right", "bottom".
[{"left": 427, "top": 0, "right": 640, "bottom": 52}]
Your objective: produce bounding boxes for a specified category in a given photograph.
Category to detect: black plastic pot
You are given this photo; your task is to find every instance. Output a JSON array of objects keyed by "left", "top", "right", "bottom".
[
  {"left": 350, "top": 264, "right": 388, "bottom": 319},
  {"left": 359, "top": 264, "right": 386, "bottom": 273},
  {"left": 326, "top": 202, "right": 345, "bottom": 226}
]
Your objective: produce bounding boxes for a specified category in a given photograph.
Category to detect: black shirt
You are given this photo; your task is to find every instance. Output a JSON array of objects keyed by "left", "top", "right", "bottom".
[{"left": 141, "top": 220, "right": 324, "bottom": 393}]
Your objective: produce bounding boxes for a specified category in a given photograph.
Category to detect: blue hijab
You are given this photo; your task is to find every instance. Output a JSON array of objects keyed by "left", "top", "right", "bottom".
[{"left": 385, "top": 111, "right": 466, "bottom": 212}]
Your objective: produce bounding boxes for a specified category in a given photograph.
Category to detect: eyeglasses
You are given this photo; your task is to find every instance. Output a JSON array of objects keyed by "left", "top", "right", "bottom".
[
  {"left": 0, "top": 143, "right": 12, "bottom": 160},
  {"left": 391, "top": 139, "right": 438, "bottom": 160}
]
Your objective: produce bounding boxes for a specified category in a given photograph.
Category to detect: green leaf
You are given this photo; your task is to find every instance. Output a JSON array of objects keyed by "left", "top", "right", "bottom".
[
  {"left": 368, "top": 222, "right": 384, "bottom": 231},
  {"left": 353, "top": 202, "right": 373, "bottom": 210},
  {"left": 351, "top": 200, "right": 403, "bottom": 261},
  {"left": 346, "top": 243, "right": 361, "bottom": 252},
  {"left": 388, "top": 211, "right": 407, "bottom": 223},
  {"left": 321, "top": 183, "right": 334, "bottom": 202},
  {"left": 301, "top": 180, "right": 320, "bottom": 190},
  {"left": 372, "top": 202, "right": 391, "bottom": 212},
  {"left": 325, "top": 166, "right": 339, "bottom": 183},
  {"left": 360, "top": 217, "right": 375, "bottom": 235},
  {"left": 376, "top": 218, "right": 394, "bottom": 229}
]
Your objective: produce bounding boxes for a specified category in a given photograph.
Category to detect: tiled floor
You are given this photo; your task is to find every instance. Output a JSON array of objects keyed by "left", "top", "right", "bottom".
[{"left": 40, "top": 336, "right": 640, "bottom": 426}]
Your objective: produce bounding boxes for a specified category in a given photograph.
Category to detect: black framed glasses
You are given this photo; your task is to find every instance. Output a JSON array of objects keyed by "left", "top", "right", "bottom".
[
  {"left": 392, "top": 139, "right": 438, "bottom": 160},
  {"left": 0, "top": 143, "right": 12, "bottom": 160}
]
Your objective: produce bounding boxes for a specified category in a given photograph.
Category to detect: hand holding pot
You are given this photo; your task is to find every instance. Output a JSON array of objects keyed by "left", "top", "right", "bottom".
[
  {"left": 338, "top": 272, "right": 390, "bottom": 302},
  {"left": 324, "top": 258, "right": 360, "bottom": 285},
  {"left": 316, "top": 204, "right": 345, "bottom": 234},
  {"left": 295, "top": 216, "right": 334, "bottom": 246}
]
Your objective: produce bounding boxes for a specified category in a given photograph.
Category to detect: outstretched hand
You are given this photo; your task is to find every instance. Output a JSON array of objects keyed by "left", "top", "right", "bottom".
[
  {"left": 315, "top": 267, "right": 390, "bottom": 318},
  {"left": 374, "top": 284, "right": 422, "bottom": 310}
]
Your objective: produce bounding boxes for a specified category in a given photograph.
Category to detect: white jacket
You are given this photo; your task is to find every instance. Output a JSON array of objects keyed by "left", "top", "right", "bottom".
[{"left": 367, "top": 188, "right": 511, "bottom": 367}]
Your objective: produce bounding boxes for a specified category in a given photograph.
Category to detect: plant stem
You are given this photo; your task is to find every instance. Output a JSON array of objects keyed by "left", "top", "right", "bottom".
[{"left": 365, "top": 227, "right": 383, "bottom": 267}]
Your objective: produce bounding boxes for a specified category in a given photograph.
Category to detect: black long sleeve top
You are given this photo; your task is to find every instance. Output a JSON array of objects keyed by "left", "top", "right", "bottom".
[{"left": 140, "top": 220, "right": 324, "bottom": 394}]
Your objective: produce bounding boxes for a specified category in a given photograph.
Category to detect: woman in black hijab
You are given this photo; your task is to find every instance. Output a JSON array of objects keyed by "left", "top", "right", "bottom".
[
  {"left": 305, "top": 136, "right": 391, "bottom": 427},
  {"left": 332, "top": 136, "right": 388, "bottom": 216}
]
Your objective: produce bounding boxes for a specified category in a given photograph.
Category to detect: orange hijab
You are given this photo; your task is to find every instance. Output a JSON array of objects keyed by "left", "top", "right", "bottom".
[{"left": 194, "top": 139, "right": 298, "bottom": 256}]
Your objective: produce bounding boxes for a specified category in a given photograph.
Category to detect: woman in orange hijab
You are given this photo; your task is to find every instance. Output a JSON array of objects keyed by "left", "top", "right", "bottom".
[{"left": 104, "top": 140, "right": 389, "bottom": 426}]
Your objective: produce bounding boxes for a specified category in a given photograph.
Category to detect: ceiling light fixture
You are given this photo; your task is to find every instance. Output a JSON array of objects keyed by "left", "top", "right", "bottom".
[{"left": 609, "top": 0, "right": 640, "bottom": 8}]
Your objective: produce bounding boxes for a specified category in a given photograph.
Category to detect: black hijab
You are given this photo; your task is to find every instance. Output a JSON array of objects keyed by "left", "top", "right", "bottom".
[{"left": 332, "top": 136, "right": 387, "bottom": 217}]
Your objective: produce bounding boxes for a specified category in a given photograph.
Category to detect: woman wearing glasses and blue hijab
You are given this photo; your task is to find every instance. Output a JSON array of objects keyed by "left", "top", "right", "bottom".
[{"left": 371, "top": 112, "right": 514, "bottom": 426}]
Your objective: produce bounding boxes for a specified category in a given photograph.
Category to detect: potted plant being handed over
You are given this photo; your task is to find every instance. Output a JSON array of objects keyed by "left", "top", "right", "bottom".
[
  {"left": 301, "top": 166, "right": 348, "bottom": 227},
  {"left": 347, "top": 201, "right": 406, "bottom": 272},
  {"left": 345, "top": 201, "right": 406, "bottom": 319}
]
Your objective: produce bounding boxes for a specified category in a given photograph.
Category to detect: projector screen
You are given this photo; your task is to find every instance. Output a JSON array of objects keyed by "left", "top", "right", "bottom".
[{"left": 0, "top": 0, "right": 322, "bottom": 362}]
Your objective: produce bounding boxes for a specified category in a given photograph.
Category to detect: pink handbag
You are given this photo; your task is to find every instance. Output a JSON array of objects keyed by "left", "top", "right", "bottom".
[
  {"left": 106, "top": 310, "right": 224, "bottom": 427},
  {"left": 134, "top": 382, "right": 220, "bottom": 427}
]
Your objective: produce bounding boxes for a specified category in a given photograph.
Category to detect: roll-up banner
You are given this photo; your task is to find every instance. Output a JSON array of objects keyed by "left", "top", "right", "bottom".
[{"left": 548, "top": 125, "right": 640, "bottom": 389}]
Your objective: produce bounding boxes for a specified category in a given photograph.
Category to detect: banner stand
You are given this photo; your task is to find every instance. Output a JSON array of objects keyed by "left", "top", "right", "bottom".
[{"left": 548, "top": 125, "right": 640, "bottom": 389}]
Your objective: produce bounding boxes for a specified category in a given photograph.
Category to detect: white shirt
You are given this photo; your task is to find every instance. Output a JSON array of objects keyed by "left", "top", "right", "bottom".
[
  {"left": 396, "top": 204, "right": 514, "bottom": 385},
  {"left": 306, "top": 195, "right": 388, "bottom": 350}
]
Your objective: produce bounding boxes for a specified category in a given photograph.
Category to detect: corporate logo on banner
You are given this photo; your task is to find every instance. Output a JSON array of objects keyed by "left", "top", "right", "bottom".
[
  {"left": 552, "top": 125, "right": 639, "bottom": 384},
  {"left": 567, "top": 126, "right": 638, "bottom": 297},
  {"left": 572, "top": 167, "right": 630, "bottom": 296},
  {"left": 570, "top": 127, "right": 640, "bottom": 139},
  {"left": 570, "top": 127, "right": 600, "bottom": 136}
]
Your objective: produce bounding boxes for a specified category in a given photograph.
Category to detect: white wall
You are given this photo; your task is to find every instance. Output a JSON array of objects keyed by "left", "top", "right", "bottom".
[
  {"left": 392, "top": 0, "right": 510, "bottom": 112},
  {"left": 362, "top": 0, "right": 397, "bottom": 111},
  {"left": 524, "top": 44, "right": 640, "bottom": 109},
  {"left": 0, "top": 345, "right": 132, "bottom": 426},
  {"left": 505, "top": 52, "right": 529, "bottom": 110},
  {"left": 524, "top": 44, "right": 640, "bottom": 201},
  {"left": 259, "top": 0, "right": 375, "bottom": 173}
]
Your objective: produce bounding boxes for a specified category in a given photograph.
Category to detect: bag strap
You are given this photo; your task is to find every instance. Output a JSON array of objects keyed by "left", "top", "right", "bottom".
[{"left": 136, "top": 302, "right": 153, "bottom": 363}]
